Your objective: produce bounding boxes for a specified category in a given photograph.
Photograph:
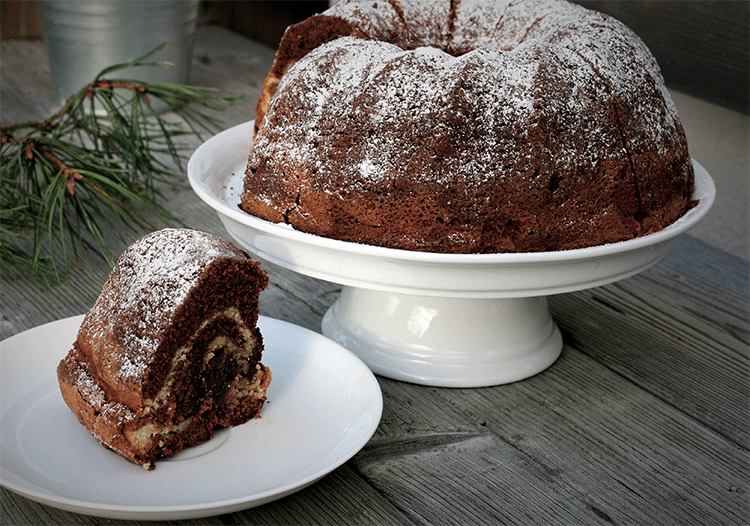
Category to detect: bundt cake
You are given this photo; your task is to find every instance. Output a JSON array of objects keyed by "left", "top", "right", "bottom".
[
  {"left": 240, "top": 0, "right": 695, "bottom": 254},
  {"left": 57, "top": 228, "right": 271, "bottom": 470}
]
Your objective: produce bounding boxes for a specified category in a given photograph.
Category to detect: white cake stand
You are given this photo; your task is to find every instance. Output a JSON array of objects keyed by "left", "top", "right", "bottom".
[{"left": 188, "top": 121, "right": 715, "bottom": 387}]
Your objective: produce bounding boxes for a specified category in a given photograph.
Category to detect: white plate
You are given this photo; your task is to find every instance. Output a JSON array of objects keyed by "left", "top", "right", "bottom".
[{"left": 0, "top": 316, "right": 383, "bottom": 521}]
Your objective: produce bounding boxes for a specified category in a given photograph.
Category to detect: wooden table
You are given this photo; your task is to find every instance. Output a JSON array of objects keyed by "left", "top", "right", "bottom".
[{"left": 2, "top": 26, "right": 748, "bottom": 525}]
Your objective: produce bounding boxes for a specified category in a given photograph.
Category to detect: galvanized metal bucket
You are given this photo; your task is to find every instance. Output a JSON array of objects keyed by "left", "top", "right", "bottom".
[{"left": 40, "top": 0, "right": 199, "bottom": 109}]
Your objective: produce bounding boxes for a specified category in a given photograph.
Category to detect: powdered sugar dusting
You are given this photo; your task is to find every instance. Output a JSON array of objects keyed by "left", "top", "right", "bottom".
[
  {"left": 331, "top": 0, "right": 453, "bottom": 48},
  {"left": 78, "top": 229, "right": 246, "bottom": 384},
  {"left": 69, "top": 357, "right": 107, "bottom": 410},
  {"left": 251, "top": 35, "right": 539, "bottom": 189}
]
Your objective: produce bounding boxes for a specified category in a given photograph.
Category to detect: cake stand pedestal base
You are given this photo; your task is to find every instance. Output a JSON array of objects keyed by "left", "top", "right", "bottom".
[{"left": 322, "top": 287, "right": 563, "bottom": 387}]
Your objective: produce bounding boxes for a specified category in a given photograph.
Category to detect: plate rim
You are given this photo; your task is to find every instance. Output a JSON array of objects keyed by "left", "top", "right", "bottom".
[{"left": 0, "top": 315, "right": 383, "bottom": 520}]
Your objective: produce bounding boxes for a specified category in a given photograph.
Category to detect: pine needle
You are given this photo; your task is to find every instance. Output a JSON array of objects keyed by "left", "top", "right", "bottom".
[{"left": 1, "top": 44, "right": 246, "bottom": 285}]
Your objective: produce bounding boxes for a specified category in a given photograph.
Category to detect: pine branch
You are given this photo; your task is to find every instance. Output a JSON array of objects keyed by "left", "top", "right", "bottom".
[{"left": 1, "top": 44, "right": 246, "bottom": 285}]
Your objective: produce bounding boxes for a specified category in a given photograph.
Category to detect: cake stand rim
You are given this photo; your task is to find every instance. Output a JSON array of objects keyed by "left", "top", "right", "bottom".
[{"left": 188, "top": 120, "right": 715, "bottom": 297}]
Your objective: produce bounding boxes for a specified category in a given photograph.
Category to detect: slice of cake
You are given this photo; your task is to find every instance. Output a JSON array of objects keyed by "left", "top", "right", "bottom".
[{"left": 57, "top": 228, "right": 271, "bottom": 470}]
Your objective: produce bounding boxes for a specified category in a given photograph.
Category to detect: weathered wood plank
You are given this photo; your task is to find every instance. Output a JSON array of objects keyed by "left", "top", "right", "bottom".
[
  {"left": 550, "top": 235, "right": 750, "bottom": 448},
  {"left": 356, "top": 348, "right": 749, "bottom": 525},
  {"left": 0, "top": 38, "right": 56, "bottom": 124}
]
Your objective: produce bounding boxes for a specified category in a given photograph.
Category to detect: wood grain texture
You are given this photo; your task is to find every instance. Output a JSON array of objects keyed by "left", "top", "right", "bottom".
[
  {"left": 356, "top": 350, "right": 749, "bottom": 526},
  {"left": 550, "top": 235, "right": 750, "bottom": 448}
]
